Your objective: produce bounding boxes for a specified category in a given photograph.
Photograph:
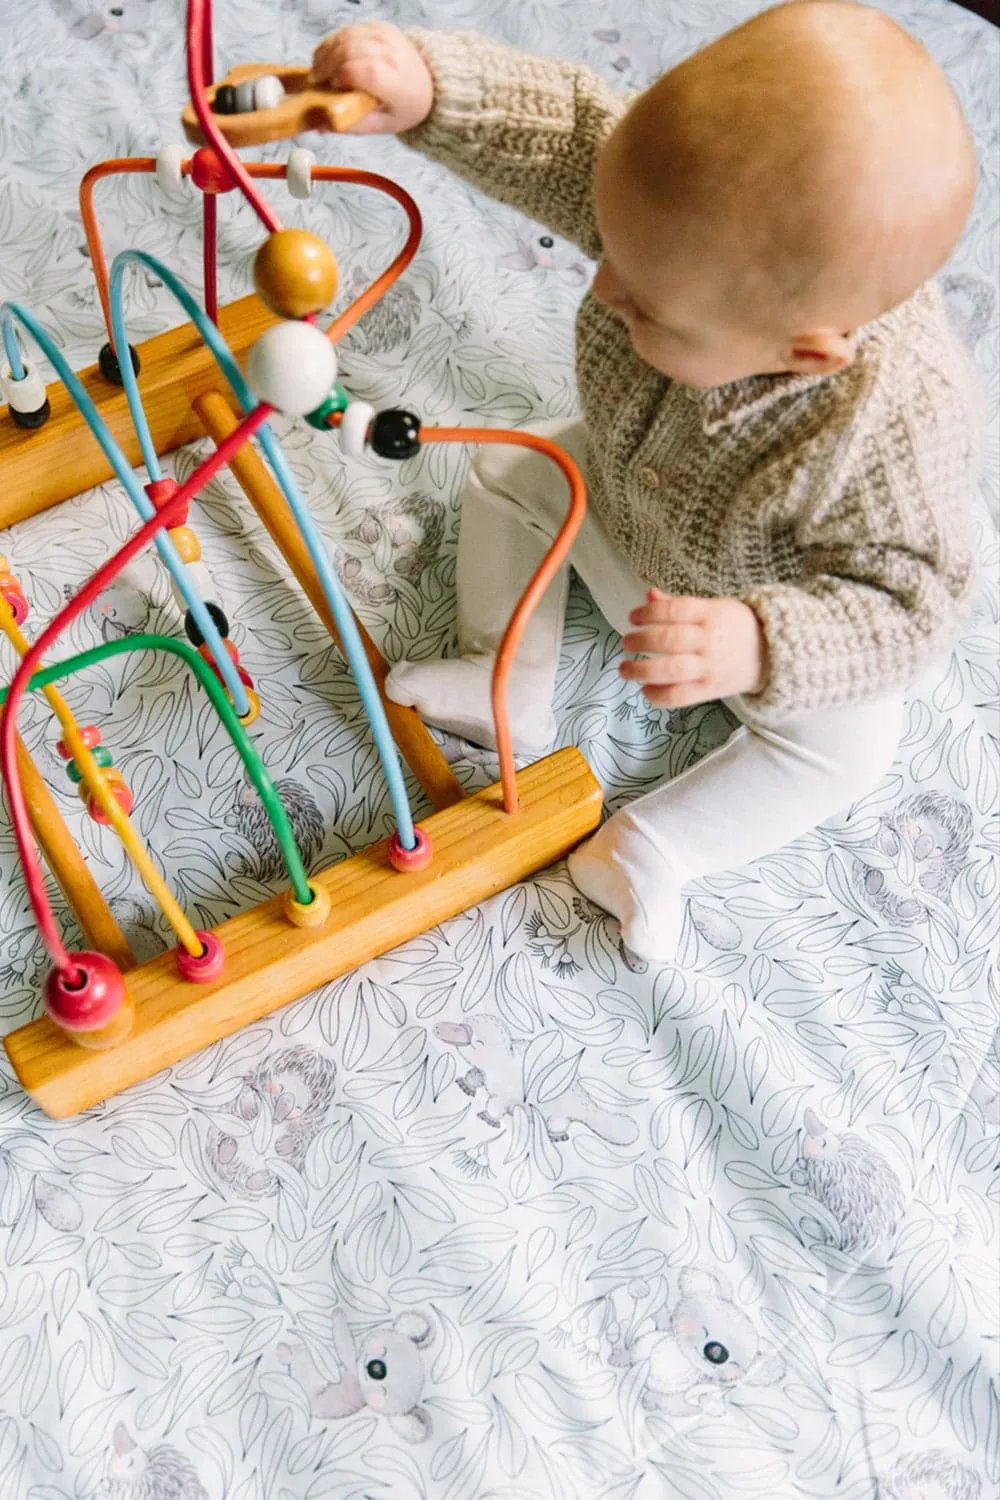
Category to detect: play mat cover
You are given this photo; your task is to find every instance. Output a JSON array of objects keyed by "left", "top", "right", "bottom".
[{"left": 0, "top": 1, "right": 997, "bottom": 1497}]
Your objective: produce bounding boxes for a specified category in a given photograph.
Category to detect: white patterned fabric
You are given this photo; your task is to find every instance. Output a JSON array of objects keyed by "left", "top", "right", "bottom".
[{"left": 0, "top": 3, "right": 997, "bottom": 1499}]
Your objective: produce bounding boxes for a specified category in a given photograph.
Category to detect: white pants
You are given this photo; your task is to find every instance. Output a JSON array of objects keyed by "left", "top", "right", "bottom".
[{"left": 385, "top": 421, "right": 905, "bottom": 961}]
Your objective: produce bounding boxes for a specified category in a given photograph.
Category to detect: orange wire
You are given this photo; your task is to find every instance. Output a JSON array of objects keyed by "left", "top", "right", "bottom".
[
  {"left": 419, "top": 430, "right": 586, "bottom": 816},
  {"left": 80, "top": 159, "right": 421, "bottom": 348}
]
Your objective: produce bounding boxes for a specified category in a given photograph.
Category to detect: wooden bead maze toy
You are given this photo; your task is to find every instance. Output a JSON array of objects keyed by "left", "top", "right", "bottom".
[{"left": 0, "top": 0, "right": 602, "bottom": 1119}]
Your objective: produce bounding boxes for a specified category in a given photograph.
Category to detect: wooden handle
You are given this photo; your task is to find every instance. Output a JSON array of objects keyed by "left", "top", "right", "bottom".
[{"left": 182, "top": 65, "right": 377, "bottom": 148}]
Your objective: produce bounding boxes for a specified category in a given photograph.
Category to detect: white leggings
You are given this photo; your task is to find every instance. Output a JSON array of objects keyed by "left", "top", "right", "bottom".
[{"left": 386, "top": 420, "right": 905, "bottom": 958}]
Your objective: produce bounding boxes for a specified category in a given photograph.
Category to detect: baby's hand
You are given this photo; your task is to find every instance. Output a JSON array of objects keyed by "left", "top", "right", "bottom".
[
  {"left": 310, "top": 23, "right": 433, "bottom": 135},
  {"left": 620, "top": 590, "right": 768, "bottom": 708}
]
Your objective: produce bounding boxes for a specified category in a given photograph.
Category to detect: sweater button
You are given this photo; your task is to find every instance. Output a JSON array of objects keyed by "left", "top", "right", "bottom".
[{"left": 639, "top": 466, "right": 660, "bottom": 489}]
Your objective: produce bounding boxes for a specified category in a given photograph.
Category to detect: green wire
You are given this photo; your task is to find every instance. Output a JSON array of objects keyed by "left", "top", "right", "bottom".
[{"left": 0, "top": 633, "right": 313, "bottom": 906}]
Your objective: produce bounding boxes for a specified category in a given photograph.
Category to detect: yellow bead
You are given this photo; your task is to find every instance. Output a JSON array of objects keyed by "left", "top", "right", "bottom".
[
  {"left": 237, "top": 688, "right": 261, "bottom": 726},
  {"left": 0, "top": 554, "right": 10, "bottom": 576},
  {"left": 168, "top": 526, "right": 201, "bottom": 564},
  {"left": 253, "top": 229, "right": 338, "bottom": 320}
]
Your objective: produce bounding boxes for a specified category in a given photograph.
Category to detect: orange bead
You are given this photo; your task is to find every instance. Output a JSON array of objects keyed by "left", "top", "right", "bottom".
[
  {"left": 253, "top": 229, "right": 338, "bottom": 319},
  {"left": 168, "top": 525, "right": 201, "bottom": 563}
]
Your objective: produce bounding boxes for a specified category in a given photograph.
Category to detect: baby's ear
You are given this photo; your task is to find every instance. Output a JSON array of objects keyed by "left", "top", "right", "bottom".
[{"left": 784, "top": 330, "right": 856, "bottom": 376}]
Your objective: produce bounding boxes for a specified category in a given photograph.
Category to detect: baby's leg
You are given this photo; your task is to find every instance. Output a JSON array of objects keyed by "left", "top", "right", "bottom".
[
  {"left": 569, "top": 691, "right": 906, "bottom": 962},
  {"left": 386, "top": 421, "right": 643, "bottom": 755}
]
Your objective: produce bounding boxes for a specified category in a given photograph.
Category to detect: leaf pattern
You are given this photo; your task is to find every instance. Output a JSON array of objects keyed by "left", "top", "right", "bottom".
[{"left": 0, "top": 0, "right": 998, "bottom": 1495}]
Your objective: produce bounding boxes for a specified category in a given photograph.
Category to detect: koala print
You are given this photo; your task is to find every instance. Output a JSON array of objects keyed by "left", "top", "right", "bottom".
[
  {"left": 587, "top": 25, "right": 665, "bottom": 88},
  {"left": 68, "top": 0, "right": 156, "bottom": 40},
  {"left": 346, "top": 264, "right": 422, "bottom": 353},
  {"left": 223, "top": 777, "right": 325, "bottom": 884},
  {"left": 279, "top": 1308, "right": 434, "bottom": 1443},
  {"left": 599, "top": 1271, "right": 785, "bottom": 1417},
  {"left": 497, "top": 229, "right": 589, "bottom": 286},
  {"left": 853, "top": 792, "right": 974, "bottom": 925},
  {"left": 95, "top": 1424, "right": 207, "bottom": 1500},
  {"left": 206, "top": 1045, "right": 338, "bottom": 1199},
  {"left": 434, "top": 1013, "right": 639, "bottom": 1146},
  {"left": 877, "top": 1448, "right": 983, "bottom": 1500},
  {"left": 942, "top": 272, "right": 996, "bottom": 351},
  {"left": 790, "top": 1108, "right": 905, "bottom": 1253},
  {"left": 71, "top": 575, "right": 155, "bottom": 641}
]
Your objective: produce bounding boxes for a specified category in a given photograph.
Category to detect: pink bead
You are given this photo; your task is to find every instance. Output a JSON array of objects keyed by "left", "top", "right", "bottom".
[
  {"left": 0, "top": 577, "right": 28, "bottom": 626},
  {"left": 44, "top": 952, "right": 127, "bottom": 1032},
  {"left": 387, "top": 825, "right": 433, "bottom": 873},
  {"left": 88, "top": 774, "right": 134, "bottom": 825},
  {"left": 176, "top": 930, "right": 225, "bottom": 983},
  {"left": 56, "top": 724, "right": 102, "bottom": 759}
]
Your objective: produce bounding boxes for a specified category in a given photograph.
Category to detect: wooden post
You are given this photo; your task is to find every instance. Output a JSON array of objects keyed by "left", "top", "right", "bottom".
[
  {"left": 16, "top": 739, "right": 135, "bottom": 971},
  {"left": 192, "top": 388, "right": 466, "bottom": 814}
]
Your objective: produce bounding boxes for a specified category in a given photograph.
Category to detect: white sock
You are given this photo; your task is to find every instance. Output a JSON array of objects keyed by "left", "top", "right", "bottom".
[
  {"left": 568, "top": 811, "right": 684, "bottom": 964},
  {"left": 385, "top": 656, "right": 556, "bottom": 757}
]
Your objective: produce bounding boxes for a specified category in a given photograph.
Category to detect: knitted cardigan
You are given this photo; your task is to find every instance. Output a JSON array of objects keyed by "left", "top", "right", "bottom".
[{"left": 401, "top": 29, "right": 982, "bottom": 713}]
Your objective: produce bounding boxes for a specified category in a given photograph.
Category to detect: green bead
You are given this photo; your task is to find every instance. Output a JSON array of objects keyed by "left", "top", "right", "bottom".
[
  {"left": 305, "top": 383, "right": 350, "bottom": 431},
  {"left": 66, "top": 745, "right": 113, "bottom": 782}
]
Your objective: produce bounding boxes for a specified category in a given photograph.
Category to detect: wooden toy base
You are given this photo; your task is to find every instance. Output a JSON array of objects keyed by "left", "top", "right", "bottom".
[{"left": 4, "top": 749, "right": 601, "bottom": 1118}]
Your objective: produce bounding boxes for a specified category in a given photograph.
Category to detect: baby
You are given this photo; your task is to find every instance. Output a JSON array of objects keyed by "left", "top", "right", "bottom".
[{"left": 312, "top": 2, "right": 982, "bottom": 962}]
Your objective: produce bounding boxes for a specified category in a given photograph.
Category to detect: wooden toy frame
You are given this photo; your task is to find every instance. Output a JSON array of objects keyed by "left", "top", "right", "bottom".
[{"left": 0, "top": 294, "right": 602, "bottom": 1118}]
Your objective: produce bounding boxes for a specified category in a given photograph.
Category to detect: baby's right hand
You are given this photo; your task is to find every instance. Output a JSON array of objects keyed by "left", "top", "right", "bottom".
[{"left": 310, "top": 23, "right": 434, "bottom": 135}]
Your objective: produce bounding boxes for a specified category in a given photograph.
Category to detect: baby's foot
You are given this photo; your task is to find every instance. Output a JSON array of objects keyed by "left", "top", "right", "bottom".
[
  {"left": 568, "top": 814, "right": 683, "bottom": 964},
  {"left": 385, "top": 656, "right": 556, "bottom": 757}
]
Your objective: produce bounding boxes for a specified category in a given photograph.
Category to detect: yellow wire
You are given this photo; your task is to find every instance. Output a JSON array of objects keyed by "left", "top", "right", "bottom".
[{"left": 0, "top": 598, "right": 203, "bottom": 957}]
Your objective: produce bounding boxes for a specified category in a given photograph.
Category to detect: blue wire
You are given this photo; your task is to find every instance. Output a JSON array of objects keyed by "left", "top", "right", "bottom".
[
  {"left": 105, "top": 249, "right": 418, "bottom": 851},
  {"left": 0, "top": 299, "right": 250, "bottom": 717},
  {"left": 2, "top": 318, "right": 26, "bottom": 381}
]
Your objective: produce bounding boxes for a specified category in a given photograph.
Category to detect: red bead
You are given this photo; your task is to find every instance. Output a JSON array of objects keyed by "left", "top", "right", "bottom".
[
  {"left": 387, "top": 825, "right": 433, "bottom": 873},
  {"left": 88, "top": 773, "right": 134, "bottom": 825},
  {"left": 0, "top": 576, "right": 28, "bottom": 626},
  {"left": 199, "top": 639, "right": 240, "bottom": 665},
  {"left": 190, "top": 148, "right": 238, "bottom": 195},
  {"left": 56, "top": 725, "right": 102, "bottom": 759},
  {"left": 44, "top": 952, "right": 127, "bottom": 1033},
  {"left": 176, "top": 930, "right": 225, "bottom": 982},
  {"left": 145, "top": 477, "right": 188, "bottom": 527}
]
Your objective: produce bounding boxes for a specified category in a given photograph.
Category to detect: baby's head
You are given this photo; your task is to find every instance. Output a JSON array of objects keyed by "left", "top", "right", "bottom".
[{"left": 593, "top": 1, "right": 976, "bottom": 387}]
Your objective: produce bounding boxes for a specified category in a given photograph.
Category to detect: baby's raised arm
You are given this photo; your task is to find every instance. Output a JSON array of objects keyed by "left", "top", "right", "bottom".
[{"left": 311, "top": 22, "right": 627, "bottom": 258}]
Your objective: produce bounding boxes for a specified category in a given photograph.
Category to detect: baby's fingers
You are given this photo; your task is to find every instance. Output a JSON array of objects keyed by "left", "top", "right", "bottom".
[
  {"left": 628, "top": 594, "right": 708, "bottom": 629},
  {"left": 622, "top": 623, "right": 703, "bottom": 657},
  {"left": 620, "top": 653, "right": 704, "bottom": 685}
]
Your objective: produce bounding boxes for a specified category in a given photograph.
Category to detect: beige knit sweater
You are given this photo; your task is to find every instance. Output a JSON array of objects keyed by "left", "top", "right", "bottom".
[{"left": 401, "top": 30, "right": 982, "bottom": 714}]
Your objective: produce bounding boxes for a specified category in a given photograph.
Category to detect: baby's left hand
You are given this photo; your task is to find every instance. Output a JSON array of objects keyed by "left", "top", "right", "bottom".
[{"left": 620, "top": 590, "right": 768, "bottom": 708}]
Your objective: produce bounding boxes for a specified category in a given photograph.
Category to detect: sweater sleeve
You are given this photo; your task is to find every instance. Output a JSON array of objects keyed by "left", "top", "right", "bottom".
[
  {"left": 400, "top": 29, "right": 629, "bottom": 258},
  {"left": 741, "top": 437, "right": 978, "bottom": 714}
]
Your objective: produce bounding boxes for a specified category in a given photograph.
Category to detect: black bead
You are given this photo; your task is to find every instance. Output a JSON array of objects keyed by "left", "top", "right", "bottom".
[
  {"left": 10, "top": 398, "right": 51, "bottom": 431},
  {"left": 98, "top": 341, "right": 141, "bottom": 386},
  {"left": 212, "top": 84, "right": 238, "bottom": 115},
  {"left": 184, "top": 602, "right": 229, "bottom": 648},
  {"left": 369, "top": 408, "right": 421, "bottom": 461}
]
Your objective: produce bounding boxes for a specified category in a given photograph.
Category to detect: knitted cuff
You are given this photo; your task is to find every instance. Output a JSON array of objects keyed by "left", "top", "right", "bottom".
[
  {"left": 740, "top": 585, "right": 885, "bottom": 714},
  {"left": 401, "top": 30, "right": 489, "bottom": 154}
]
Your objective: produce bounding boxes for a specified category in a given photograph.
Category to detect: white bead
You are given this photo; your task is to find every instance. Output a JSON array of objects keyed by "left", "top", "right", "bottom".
[
  {"left": 235, "top": 79, "right": 257, "bottom": 114},
  {"left": 254, "top": 74, "right": 285, "bottom": 112},
  {"left": 155, "top": 144, "right": 188, "bottom": 197},
  {"left": 339, "top": 400, "right": 375, "bottom": 457},
  {"left": 286, "top": 146, "right": 316, "bottom": 200},
  {"left": 247, "top": 323, "right": 338, "bottom": 417},
  {"left": 170, "top": 562, "right": 213, "bottom": 613},
  {"left": 2, "top": 361, "right": 47, "bottom": 414}
]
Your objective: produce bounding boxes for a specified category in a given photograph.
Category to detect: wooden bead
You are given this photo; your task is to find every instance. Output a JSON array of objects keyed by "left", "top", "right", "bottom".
[
  {"left": 57, "top": 725, "right": 101, "bottom": 759},
  {"left": 168, "top": 525, "right": 201, "bottom": 563},
  {"left": 252, "top": 230, "right": 338, "bottom": 320},
  {"left": 155, "top": 144, "right": 188, "bottom": 197},
  {"left": 286, "top": 147, "right": 315, "bottom": 200},
  {"left": 0, "top": 575, "right": 28, "bottom": 623},
  {"left": 44, "top": 952, "right": 133, "bottom": 1048},
  {"left": 247, "top": 322, "right": 338, "bottom": 416},
  {"left": 199, "top": 639, "right": 239, "bottom": 665},
  {"left": 0, "top": 553, "right": 10, "bottom": 576},
  {"left": 235, "top": 79, "right": 257, "bottom": 114},
  {"left": 254, "top": 75, "right": 285, "bottom": 112},
  {"left": 339, "top": 399, "right": 374, "bottom": 457}
]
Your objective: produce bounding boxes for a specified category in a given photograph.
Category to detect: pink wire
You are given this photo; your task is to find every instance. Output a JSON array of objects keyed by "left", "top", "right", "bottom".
[
  {"left": 0, "top": 406, "right": 270, "bottom": 976},
  {"left": 186, "top": 0, "right": 283, "bottom": 236}
]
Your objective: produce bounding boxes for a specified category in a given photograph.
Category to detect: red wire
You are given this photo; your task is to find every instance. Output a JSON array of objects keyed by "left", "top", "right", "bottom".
[
  {"left": 186, "top": 0, "right": 282, "bottom": 235},
  {"left": 0, "top": 405, "right": 270, "bottom": 975},
  {"left": 203, "top": 193, "right": 218, "bottom": 325}
]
